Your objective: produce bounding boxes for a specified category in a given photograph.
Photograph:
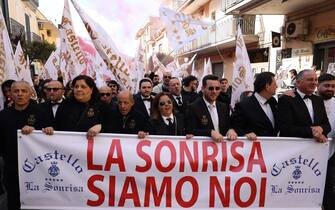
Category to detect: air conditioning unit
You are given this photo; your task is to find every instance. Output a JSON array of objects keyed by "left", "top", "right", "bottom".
[{"left": 285, "top": 19, "right": 308, "bottom": 38}]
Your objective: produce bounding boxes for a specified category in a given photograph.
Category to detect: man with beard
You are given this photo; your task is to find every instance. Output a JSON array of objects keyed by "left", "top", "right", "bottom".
[
  {"left": 133, "top": 78, "right": 154, "bottom": 120},
  {"left": 318, "top": 73, "right": 335, "bottom": 210},
  {"left": 182, "top": 75, "right": 198, "bottom": 105}
]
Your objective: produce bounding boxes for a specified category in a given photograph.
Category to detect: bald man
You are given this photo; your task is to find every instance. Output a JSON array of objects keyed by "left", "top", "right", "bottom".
[
  {"left": 0, "top": 81, "right": 51, "bottom": 210},
  {"left": 102, "top": 90, "right": 151, "bottom": 137}
]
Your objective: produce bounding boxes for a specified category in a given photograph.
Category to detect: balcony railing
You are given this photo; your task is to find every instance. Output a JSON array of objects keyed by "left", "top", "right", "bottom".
[
  {"left": 222, "top": 0, "right": 246, "bottom": 12},
  {"left": 177, "top": 15, "right": 256, "bottom": 55}
]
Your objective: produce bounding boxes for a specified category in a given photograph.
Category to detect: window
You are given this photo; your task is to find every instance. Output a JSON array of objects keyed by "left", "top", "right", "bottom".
[{"left": 47, "top": 29, "right": 51, "bottom": 37}]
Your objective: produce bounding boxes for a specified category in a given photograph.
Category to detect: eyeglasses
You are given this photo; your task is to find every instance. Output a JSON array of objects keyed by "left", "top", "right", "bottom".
[
  {"left": 100, "top": 93, "right": 111, "bottom": 97},
  {"left": 159, "top": 100, "right": 172, "bottom": 106},
  {"left": 208, "top": 86, "right": 220, "bottom": 91},
  {"left": 46, "top": 87, "right": 62, "bottom": 92},
  {"left": 164, "top": 76, "right": 171, "bottom": 79}
]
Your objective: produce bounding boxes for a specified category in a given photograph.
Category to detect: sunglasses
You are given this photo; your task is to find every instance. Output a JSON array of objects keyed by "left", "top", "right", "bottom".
[
  {"left": 46, "top": 87, "right": 62, "bottom": 92},
  {"left": 164, "top": 76, "right": 172, "bottom": 79},
  {"left": 100, "top": 93, "right": 111, "bottom": 97},
  {"left": 159, "top": 100, "right": 172, "bottom": 106},
  {"left": 208, "top": 86, "right": 220, "bottom": 91}
]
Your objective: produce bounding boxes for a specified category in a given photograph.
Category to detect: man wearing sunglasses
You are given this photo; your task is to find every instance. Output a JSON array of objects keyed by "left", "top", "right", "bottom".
[
  {"left": 186, "top": 75, "right": 237, "bottom": 142},
  {"left": 38, "top": 80, "right": 65, "bottom": 127},
  {"left": 99, "top": 86, "right": 114, "bottom": 105},
  {"left": 153, "top": 72, "right": 171, "bottom": 94}
]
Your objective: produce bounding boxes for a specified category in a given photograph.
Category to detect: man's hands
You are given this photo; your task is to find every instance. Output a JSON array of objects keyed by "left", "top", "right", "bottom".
[
  {"left": 311, "top": 126, "right": 327, "bottom": 143},
  {"left": 211, "top": 129, "right": 238, "bottom": 142}
]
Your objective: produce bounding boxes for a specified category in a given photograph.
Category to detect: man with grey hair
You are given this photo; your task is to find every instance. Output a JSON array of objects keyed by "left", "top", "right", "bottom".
[
  {"left": 0, "top": 81, "right": 52, "bottom": 210},
  {"left": 153, "top": 71, "right": 171, "bottom": 94},
  {"left": 278, "top": 69, "right": 330, "bottom": 142}
]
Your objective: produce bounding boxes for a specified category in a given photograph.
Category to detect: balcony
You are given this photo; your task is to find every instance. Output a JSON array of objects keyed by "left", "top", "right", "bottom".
[
  {"left": 222, "top": 0, "right": 330, "bottom": 15},
  {"left": 177, "top": 15, "right": 258, "bottom": 56}
]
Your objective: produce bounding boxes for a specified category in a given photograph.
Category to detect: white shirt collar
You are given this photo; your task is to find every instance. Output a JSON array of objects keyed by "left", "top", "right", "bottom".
[
  {"left": 203, "top": 97, "right": 216, "bottom": 108},
  {"left": 296, "top": 89, "right": 307, "bottom": 99},
  {"left": 254, "top": 92, "right": 267, "bottom": 105}
]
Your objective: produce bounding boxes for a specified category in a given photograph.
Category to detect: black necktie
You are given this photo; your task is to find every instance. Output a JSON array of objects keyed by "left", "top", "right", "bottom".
[
  {"left": 167, "top": 118, "right": 173, "bottom": 127},
  {"left": 303, "top": 95, "right": 312, "bottom": 100},
  {"left": 143, "top": 98, "right": 151, "bottom": 102},
  {"left": 51, "top": 102, "right": 61, "bottom": 106},
  {"left": 176, "top": 96, "right": 182, "bottom": 105}
]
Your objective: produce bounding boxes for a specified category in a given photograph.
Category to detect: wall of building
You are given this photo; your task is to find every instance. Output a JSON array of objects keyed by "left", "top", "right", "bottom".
[
  {"left": 8, "top": 0, "right": 39, "bottom": 37},
  {"left": 284, "top": 7, "right": 335, "bottom": 71}
]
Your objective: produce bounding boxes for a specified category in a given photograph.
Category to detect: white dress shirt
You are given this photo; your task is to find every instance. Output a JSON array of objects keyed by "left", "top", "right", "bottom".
[
  {"left": 254, "top": 93, "right": 275, "bottom": 128},
  {"left": 203, "top": 97, "right": 219, "bottom": 133},
  {"left": 162, "top": 114, "right": 174, "bottom": 126},
  {"left": 297, "top": 89, "right": 314, "bottom": 123},
  {"left": 141, "top": 95, "right": 151, "bottom": 116},
  {"left": 324, "top": 97, "right": 335, "bottom": 138}
]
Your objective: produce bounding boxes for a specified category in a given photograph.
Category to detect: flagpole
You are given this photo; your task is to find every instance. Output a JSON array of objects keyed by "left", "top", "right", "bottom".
[{"left": 160, "top": 49, "right": 175, "bottom": 64}]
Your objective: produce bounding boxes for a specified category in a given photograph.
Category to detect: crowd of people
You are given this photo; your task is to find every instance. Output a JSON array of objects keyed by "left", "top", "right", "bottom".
[{"left": 0, "top": 69, "right": 334, "bottom": 210}]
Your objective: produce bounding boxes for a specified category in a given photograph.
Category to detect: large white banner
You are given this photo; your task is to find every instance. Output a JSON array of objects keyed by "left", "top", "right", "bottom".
[{"left": 18, "top": 132, "right": 329, "bottom": 210}]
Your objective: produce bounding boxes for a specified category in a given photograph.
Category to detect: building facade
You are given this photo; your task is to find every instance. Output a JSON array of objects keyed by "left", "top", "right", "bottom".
[
  {"left": 137, "top": 0, "right": 284, "bottom": 83},
  {"left": 223, "top": 0, "right": 335, "bottom": 73},
  {"left": 6, "top": 0, "right": 58, "bottom": 45}
]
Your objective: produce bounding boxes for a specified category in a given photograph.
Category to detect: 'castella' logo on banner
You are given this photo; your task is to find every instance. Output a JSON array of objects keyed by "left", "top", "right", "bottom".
[{"left": 270, "top": 154, "right": 322, "bottom": 195}]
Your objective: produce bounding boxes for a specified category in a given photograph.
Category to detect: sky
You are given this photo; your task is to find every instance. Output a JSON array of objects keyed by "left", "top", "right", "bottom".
[{"left": 38, "top": 0, "right": 161, "bottom": 57}]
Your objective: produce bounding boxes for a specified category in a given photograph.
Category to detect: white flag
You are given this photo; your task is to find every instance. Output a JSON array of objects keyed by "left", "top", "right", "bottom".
[
  {"left": 0, "top": 7, "right": 17, "bottom": 110},
  {"left": 276, "top": 63, "right": 292, "bottom": 88},
  {"left": 159, "top": 6, "right": 213, "bottom": 51},
  {"left": 152, "top": 53, "right": 167, "bottom": 79},
  {"left": 43, "top": 50, "right": 61, "bottom": 80},
  {"left": 14, "top": 41, "right": 33, "bottom": 86},
  {"left": 230, "top": 26, "right": 254, "bottom": 109},
  {"left": 59, "top": 0, "right": 86, "bottom": 83},
  {"left": 197, "top": 58, "right": 213, "bottom": 92},
  {"left": 190, "top": 60, "right": 197, "bottom": 78},
  {"left": 71, "top": 0, "right": 133, "bottom": 91},
  {"left": 0, "top": 10, "right": 16, "bottom": 82},
  {"left": 166, "top": 59, "right": 179, "bottom": 78},
  {"left": 134, "top": 41, "right": 145, "bottom": 93}
]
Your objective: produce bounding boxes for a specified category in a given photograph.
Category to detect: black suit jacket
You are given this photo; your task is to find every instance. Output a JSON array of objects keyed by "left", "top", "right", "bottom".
[
  {"left": 133, "top": 93, "right": 153, "bottom": 120},
  {"left": 185, "top": 98, "right": 230, "bottom": 136},
  {"left": 150, "top": 114, "right": 185, "bottom": 135},
  {"left": 171, "top": 94, "right": 188, "bottom": 115},
  {"left": 38, "top": 101, "right": 61, "bottom": 127},
  {"left": 278, "top": 92, "right": 330, "bottom": 138},
  {"left": 231, "top": 95, "right": 278, "bottom": 136}
]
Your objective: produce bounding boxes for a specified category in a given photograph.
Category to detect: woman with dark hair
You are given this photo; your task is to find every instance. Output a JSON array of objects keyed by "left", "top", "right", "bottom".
[
  {"left": 150, "top": 92, "right": 192, "bottom": 138},
  {"left": 55, "top": 75, "right": 102, "bottom": 137}
]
